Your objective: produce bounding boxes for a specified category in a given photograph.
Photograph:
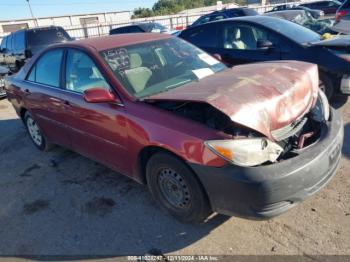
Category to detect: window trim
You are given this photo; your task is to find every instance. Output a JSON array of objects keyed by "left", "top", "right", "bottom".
[
  {"left": 62, "top": 47, "right": 124, "bottom": 106},
  {"left": 24, "top": 46, "right": 124, "bottom": 105},
  {"left": 25, "top": 47, "right": 65, "bottom": 89},
  {"left": 63, "top": 47, "right": 113, "bottom": 95}
]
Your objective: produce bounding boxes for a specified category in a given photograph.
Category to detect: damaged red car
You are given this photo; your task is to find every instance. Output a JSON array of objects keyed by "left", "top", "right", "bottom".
[{"left": 5, "top": 34, "right": 343, "bottom": 223}]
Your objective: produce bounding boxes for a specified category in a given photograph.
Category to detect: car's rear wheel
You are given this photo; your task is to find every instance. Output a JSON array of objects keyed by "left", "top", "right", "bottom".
[
  {"left": 24, "top": 112, "right": 51, "bottom": 151},
  {"left": 319, "top": 73, "right": 334, "bottom": 100},
  {"left": 146, "top": 152, "right": 212, "bottom": 223}
]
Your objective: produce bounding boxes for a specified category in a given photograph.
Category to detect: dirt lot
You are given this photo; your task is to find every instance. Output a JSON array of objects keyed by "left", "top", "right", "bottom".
[{"left": 0, "top": 95, "right": 349, "bottom": 258}]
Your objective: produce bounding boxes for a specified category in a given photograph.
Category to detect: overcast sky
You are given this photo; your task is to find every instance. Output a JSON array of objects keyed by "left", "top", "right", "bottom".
[{"left": 0, "top": 0, "right": 157, "bottom": 20}]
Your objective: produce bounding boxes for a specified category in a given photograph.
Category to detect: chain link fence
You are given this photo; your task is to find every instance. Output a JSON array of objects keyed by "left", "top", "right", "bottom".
[{"left": 0, "top": 2, "right": 305, "bottom": 42}]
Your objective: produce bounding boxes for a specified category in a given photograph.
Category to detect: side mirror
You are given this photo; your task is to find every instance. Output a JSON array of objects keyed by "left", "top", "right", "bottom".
[
  {"left": 83, "top": 88, "right": 120, "bottom": 104},
  {"left": 257, "top": 39, "right": 274, "bottom": 50}
]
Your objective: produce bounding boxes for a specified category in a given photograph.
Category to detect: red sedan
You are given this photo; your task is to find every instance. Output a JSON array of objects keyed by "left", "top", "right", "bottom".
[{"left": 5, "top": 34, "right": 343, "bottom": 223}]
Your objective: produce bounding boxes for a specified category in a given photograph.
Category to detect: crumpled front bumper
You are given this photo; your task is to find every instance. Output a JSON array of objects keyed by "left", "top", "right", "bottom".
[{"left": 189, "top": 109, "right": 344, "bottom": 220}]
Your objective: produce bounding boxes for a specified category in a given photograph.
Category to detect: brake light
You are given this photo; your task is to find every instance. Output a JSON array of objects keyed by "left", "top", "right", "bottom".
[{"left": 336, "top": 10, "right": 348, "bottom": 22}]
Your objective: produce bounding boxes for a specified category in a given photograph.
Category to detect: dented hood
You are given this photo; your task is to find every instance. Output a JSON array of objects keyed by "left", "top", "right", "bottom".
[{"left": 146, "top": 61, "right": 319, "bottom": 140}]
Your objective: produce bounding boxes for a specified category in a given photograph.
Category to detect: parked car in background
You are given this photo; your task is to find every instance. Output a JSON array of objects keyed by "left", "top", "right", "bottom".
[
  {"left": 0, "top": 66, "right": 9, "bottom": 98},
  {"left": 332, "top": 0, "right": 350, "bottom": 33},
  {"left": 266, "top": 4, "right": 324, "bottom": 19},
  {"left": 179, "top": 16, "right": 350, "bottom": 99},
  {"left": 335, "top": 0, "right": 350, "bottom": 21},
  {"left": 265, "top": 10, "right": 336, "bottom": 35},
  {"left": 110, "top": 22, "right": 171, "bottom": 35},
  {"left": 0, "top": 26, "right": 72, "bottom": 73},
  {"left": 5, "top": 34, "right": 343, "bottom": 223},
  {"left": 189, "top": 8, "right": 258, "bottom": 27},
  {"left": 299, "top": 0, "right": 342, "bottom": 14}
]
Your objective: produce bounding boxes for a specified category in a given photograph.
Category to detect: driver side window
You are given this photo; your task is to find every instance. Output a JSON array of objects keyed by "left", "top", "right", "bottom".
[
  {"left": 222, "top": 24, "right": 270, "bottom": 50},
  {"left": 65, "top": 49, "right": 110, "bottom": 93}
]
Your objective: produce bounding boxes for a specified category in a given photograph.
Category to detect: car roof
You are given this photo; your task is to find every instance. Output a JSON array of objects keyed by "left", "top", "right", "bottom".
[
  {"left": 55, "top": 33, "right": 172, "bottom": 51},
  {"left": 199, "top": 15, "right": 281, "bottom": 25},
  {"left": 10, "top": 26, "right": 64, "bottom": 34}
]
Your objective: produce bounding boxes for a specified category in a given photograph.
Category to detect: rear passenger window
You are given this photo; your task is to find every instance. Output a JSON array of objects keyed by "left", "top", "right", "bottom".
[
  {"left": 1, "top": 37, "right": 7, "bottom": 50},
  {"left": 13, "top": 31, "right": 25, "bottom": 51},
  {"left": 65, "top": 49, "right": 110, "bottom": 93},
  {"left": 6, "top": 34, "right": 13, "bottom": 51},
  {"left": 27, "top": 49, "right": 63, "bottom": 87}
]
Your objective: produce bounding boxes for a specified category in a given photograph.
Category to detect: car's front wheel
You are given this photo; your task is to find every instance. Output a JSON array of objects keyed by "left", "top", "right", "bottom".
[
  {"left": 24, "top": 112, "right": 51, "bottom": 151},
  {"left": 146, "top": 152, "right": 212, "bottom": 223}
]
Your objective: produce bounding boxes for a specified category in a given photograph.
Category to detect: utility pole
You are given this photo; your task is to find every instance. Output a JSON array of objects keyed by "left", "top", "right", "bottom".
[{"left": 26, "top": 0, "right": 38, "bottom": 27}]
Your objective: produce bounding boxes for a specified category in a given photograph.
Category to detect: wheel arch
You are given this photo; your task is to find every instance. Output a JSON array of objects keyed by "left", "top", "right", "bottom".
[
  {"left": 137, "top": 145, "right": 184, "bottom": 184},
  {"left": 136, "top": 145, "right": 212, "bottom": 208},
  {"left": 19, "top": 107, "right": 27, "bottom": 122}
]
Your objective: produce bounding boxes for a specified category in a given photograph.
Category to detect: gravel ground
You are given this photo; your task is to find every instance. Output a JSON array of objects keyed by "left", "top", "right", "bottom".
[{"left": 0, "top": 95, "right": 349, "bottom": 258}]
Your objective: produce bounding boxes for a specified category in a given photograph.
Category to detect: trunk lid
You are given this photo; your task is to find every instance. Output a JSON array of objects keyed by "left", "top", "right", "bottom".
[{"left": 145, "top": 61, "right": 319, "bottom": 141}]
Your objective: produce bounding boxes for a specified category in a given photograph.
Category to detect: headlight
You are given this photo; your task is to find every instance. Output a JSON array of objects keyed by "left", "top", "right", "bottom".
[
  {"left": 311, "top": 89, "right": 330, "bottom": 122},
  {"left": 205, "top": 138, "right": 284, "bottom": 167}
]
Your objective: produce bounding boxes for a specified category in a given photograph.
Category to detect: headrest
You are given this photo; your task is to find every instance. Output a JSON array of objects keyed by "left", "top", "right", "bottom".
[{"left": 129, "top": 53, "right": 142, "bottom": 69}]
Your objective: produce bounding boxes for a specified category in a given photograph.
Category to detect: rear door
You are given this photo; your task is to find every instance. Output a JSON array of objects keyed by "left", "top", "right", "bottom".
[
  {"left": 59, "top": 48, "right": 129, "bottom": 173},
  {"left": 23, "top": 48, "right": 70, "bottom": 147},
  {"left": 215, "top": 22, "right": 281, "bottom": 66}
]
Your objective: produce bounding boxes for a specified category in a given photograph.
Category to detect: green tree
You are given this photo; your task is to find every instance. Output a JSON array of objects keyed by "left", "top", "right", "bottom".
[
  {"left": 133, "top": 0, "right": 235, "bottom": 18},
  {"left": 132, "top": 7, "right": 154, "bottom": 18}
]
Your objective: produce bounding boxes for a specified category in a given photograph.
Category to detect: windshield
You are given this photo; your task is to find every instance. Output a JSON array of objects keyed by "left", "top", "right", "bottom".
[
  {"left": 261, "top": 18, "right": 320, "bottom": 43},
  {"left": 28, "top": 28, "right": 71, "bottom": 47},
  {"left": 100, "top": 37, "right": 226, "bottom": 98}
]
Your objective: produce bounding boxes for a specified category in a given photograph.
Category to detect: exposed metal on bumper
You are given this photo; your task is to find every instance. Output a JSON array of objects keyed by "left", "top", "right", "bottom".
[
  {"left": 190, "top": 109, "right": 343, "bottom": 219},
  {"left": 340, "top": 74, "right": 350, "bottom": 95}
]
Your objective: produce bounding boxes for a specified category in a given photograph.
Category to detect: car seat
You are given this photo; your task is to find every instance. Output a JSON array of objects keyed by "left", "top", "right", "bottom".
[{"left": 124, "top": 53, "right": 152, "bottom": 93}]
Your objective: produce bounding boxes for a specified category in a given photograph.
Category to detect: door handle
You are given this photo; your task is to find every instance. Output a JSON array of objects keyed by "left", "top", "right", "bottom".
[
  {"left": 63, "top": 100, "right": 70, "bottom": 106},
  {"left": 24, "top": 89, "right": 31, "bottom": 94}
]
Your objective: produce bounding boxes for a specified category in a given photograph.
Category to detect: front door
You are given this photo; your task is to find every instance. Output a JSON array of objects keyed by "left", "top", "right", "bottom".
[{"left": 60, "top": 48, "right": 129, "bottom": 173}]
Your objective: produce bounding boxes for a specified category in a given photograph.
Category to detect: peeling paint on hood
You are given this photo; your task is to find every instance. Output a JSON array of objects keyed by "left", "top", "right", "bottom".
[{"left": 146, "top": 61, "right": 319, "bottom": 140}]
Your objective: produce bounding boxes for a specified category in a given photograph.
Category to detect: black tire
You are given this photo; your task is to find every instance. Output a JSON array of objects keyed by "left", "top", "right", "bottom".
[
  {"left": 146, "top": 152, "right": 212, "bottom": 223},
  {"left": 319, "top": 73, "right": 334, "bottom": 100},
  {"left": 24, "top": 112, "right": 52, "bottom": 151}
]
